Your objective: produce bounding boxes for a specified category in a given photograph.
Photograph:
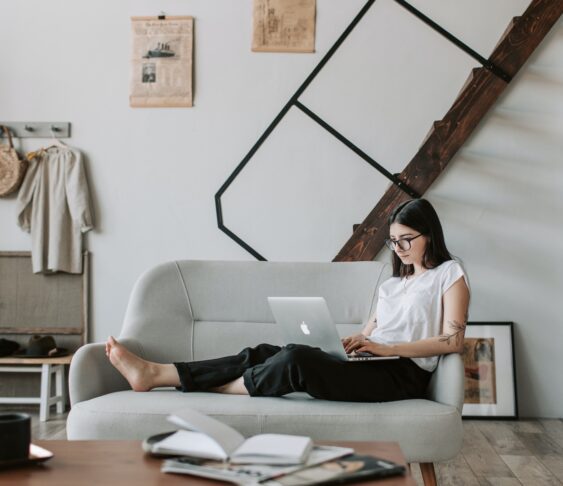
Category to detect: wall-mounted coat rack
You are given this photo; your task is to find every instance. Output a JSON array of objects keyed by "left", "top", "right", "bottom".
[{"left": 0, "top": 122, "right": 71, "bottom": 139}]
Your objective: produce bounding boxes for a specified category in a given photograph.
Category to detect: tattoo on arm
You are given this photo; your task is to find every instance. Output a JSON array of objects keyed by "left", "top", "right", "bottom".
[{"left": 439, "top": 319, "right": 467, "bottom": 347}]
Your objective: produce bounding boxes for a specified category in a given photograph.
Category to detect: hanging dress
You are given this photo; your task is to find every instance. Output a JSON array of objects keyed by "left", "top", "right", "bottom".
[{"left": 16, "top": 146, "right": 94, "bottom": 274}]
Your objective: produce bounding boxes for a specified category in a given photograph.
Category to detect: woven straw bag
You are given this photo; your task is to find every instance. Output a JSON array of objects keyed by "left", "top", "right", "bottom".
[{"left": 0, "top": 126, "right": 28, "bottom": 197}]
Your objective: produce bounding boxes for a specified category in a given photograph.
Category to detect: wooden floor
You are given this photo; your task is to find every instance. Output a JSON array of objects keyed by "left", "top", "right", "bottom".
[{"left": 3, "top": 406, "right": 562, "bottom": 485}]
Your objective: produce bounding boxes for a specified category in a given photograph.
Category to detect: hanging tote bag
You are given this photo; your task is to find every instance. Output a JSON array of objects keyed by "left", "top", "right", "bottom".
[{"left": 0, "top": 126, "right": 28, "bottom": 197}]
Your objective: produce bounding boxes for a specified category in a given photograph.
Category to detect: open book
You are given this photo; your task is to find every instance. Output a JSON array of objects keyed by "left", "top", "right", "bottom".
[
  {"left": 150, "top": 408, "right": 314, "bottom": 465},
  {"left": 161, "top": 445, "right": 355, "bottom": 485}
]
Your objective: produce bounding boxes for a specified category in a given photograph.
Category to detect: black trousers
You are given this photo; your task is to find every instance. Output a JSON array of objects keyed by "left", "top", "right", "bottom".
[{"left": 173, "top": 344, "right": 432, "bottom": 402}]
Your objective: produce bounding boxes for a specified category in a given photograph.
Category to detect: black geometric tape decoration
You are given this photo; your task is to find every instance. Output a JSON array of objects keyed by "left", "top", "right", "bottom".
[{"left": 215, "top": 0, "right": 510, "bottom": 261}]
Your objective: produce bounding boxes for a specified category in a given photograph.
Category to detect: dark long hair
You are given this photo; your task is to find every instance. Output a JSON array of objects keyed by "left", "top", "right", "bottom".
[{"left": 388, "top": 199, "right": 452, "bottom": 278}]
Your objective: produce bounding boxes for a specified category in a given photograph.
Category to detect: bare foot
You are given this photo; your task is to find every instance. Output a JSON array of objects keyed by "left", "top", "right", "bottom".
[{"left": 106, "top": 336, "right": 157, "bottom": 392}]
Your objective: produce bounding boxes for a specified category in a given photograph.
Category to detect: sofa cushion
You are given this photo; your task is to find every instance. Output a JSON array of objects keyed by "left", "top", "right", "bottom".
[
  {"left": 67, "top": 389, "right": 462, "bottom": 462},
  {"left": 119, "top": 261, "right": 390, "bottom": 363}
]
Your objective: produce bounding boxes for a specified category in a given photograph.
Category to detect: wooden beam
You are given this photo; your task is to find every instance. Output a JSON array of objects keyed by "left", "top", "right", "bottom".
[
  {"left": 490, "top": 0, "right": 563, "bottom": 79},
  {"left": 334, "top": 0, "right": 563, "bottom": 262},
  {"left": 335, "top": 66, "right": 505, "bottom": 261}
]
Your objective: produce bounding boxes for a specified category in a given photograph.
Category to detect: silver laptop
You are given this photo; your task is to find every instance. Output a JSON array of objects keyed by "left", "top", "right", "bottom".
[{"left": 267, "top": 297, "right": 399, "bottom": 362}]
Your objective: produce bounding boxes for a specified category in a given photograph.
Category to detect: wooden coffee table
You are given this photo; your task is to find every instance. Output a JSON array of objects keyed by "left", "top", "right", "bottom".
[{"left": 2, "top": 440, "right": 416, "bottom": 485}]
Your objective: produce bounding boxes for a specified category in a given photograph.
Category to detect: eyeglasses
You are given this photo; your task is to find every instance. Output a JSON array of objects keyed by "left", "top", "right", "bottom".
[{"left": 385, "top": 233, "right": 423, "bottom": 251}]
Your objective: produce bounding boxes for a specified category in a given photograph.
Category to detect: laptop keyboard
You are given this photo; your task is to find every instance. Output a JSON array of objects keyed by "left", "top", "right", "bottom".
[{"left": 347, "top": 351, "right": 375, "bottom": 360}]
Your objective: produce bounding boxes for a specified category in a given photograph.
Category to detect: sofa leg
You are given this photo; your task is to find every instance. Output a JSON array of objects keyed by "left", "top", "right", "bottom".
[{"left": 419, "top": 463, "right": 437, "bottom": 486}]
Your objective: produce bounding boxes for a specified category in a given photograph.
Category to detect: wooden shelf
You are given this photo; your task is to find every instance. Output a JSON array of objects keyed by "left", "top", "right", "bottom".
[
  {"left": 0, "top": 353, "right": 74, "bottom": 365},
  {"left": 0, "top": 327, "right": 83, "bottom": 335}
]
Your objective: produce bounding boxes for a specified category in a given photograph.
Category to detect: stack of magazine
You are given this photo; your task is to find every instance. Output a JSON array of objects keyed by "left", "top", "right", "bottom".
[{"left": 144, "top": 408, "right": 406, "bottom": 485}]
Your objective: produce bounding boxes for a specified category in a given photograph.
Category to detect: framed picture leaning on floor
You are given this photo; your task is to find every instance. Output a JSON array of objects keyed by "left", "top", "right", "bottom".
[{"left": 462, "top": 322, "right": 518, "bottom": 419}]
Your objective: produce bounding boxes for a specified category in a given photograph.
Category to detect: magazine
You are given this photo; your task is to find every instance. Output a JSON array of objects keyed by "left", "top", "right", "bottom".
[
  {"left": 161, "top": 445, "right": 355, "bottom": 485},
  {"left": 261, "top": 454, "right": 406, "bottom": 485},
  {"left": 148, "top": 407, "right": 313, "bottom": 464}
]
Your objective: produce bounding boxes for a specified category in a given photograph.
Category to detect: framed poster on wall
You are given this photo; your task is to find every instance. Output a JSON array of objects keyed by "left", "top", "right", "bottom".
[{"left": 462, "top": 322, "right": 518, "bottom": 419}]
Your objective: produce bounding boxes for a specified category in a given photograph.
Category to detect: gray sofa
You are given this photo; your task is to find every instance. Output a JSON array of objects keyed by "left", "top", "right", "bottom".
[{"left": 68, "top": 260, "right": 464, "bottom": 482}]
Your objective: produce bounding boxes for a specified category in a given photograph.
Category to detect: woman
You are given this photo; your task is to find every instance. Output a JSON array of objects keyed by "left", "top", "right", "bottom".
[{"left": 106, "top": 198, "right": 470, "bottom": 402}]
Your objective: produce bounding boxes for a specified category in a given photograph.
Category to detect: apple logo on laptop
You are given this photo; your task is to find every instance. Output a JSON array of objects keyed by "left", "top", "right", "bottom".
[{"left": 300, "top": 321, "right": 311, "bottom": 335}]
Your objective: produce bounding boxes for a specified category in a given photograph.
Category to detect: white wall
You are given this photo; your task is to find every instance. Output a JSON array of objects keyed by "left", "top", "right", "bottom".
[{"left": 0, "top": 1, "right": 561, "bottom": 417}]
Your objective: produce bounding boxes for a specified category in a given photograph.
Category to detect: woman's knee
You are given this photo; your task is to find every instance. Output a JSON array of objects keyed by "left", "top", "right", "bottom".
[
  {"left": 253, "top": 343, "right": 281, "bottom": 354},
  {"left": 241, "top": 343, "right": 281, "bottom": 363},
  {"left": 279, "top": 344, "right": 318, "bottom": 366}
]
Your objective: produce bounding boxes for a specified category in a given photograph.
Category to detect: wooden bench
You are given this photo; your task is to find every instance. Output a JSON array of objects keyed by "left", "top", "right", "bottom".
[{"left": 0, "top": 353, "right": 74, "bottom": 421}]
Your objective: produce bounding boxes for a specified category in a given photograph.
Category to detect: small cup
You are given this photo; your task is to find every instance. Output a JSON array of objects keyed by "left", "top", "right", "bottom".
[{"left": 0, "top": 412, "right": 31, "bottom": 462}]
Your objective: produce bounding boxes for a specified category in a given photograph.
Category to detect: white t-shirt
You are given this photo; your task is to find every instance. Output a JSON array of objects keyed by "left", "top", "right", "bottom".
[{"left": 369, "top": 259, "right": 469, "bottom": 372}]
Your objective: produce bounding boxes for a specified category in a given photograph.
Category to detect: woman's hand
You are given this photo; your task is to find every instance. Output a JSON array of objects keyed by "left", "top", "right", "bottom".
[
  {"left": 341, "top": 334, "right": 368, "bottom": 354},
  {"left": 356, "top": 341, "right": 396, "bottom": 357}
]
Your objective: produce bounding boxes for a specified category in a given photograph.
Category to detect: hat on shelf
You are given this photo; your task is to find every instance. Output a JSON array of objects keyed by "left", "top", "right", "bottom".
[
  {"left": 12, "top": 335, "right": 69, "bottom": 358},
  {"left": 0, "top": 338, "right": 20, "bottom": 357}
]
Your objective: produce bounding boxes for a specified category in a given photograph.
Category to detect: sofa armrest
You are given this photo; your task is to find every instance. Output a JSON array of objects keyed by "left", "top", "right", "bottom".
[
  {"left": 426, "top": 353, "right": 465, "bottom": 413},
  {"left": 69, "top": 339, "right": 142, "bottom": 405}
]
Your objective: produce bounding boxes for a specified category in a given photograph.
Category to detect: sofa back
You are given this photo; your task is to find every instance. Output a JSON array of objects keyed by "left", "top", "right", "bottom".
[{"left": 119, "top": 260, "right": 390, "bottom": 364}]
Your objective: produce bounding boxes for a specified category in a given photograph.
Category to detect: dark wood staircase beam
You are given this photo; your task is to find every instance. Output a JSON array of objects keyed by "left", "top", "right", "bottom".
[
  {"left": 490, "top": 0, "right": 563, "bottom": 78},
  {"left": 334, "top": 0, "right": 563, "bottom": 262}
]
